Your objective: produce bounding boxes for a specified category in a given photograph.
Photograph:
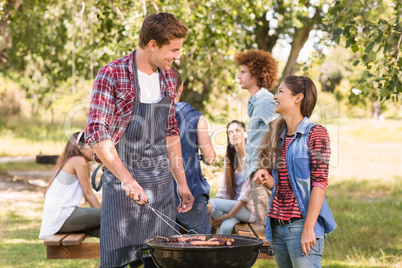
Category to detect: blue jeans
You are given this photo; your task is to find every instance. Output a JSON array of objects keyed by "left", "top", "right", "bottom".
[
  {"left": 209, "top": 198, "right": 255, "bottom": 235},
  {"left": 176, "top": 196, "right": 211, "bottom": 234},
  {"left": 271, "top": 219, "right": 324, "bottom": 268}
]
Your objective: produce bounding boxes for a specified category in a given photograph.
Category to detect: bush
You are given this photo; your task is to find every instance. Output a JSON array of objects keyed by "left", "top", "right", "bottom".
[{"left": 0, "top": 76, "right": 31, "bottom": 118}]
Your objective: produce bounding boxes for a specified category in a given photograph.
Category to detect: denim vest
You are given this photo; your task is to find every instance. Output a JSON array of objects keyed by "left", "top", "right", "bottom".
[
  {"left": 265, "top": 117, "right": 337, "bottom": 241},
  {"left": 172, "top": 102, "right": 210, "bottom": 205}
]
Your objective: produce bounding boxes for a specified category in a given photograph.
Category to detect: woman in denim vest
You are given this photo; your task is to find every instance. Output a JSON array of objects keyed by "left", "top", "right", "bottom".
[{"left": 253, "top": 76, "right": 336, "bottom": 268}]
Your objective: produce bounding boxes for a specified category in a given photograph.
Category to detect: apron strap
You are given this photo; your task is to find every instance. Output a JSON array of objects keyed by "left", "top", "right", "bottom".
[
  {"left": 158, "top": 67, "right": 170, "bottom": 97},
  {"left": 91, "top": 163, "right": 104, "bottom": 192}
]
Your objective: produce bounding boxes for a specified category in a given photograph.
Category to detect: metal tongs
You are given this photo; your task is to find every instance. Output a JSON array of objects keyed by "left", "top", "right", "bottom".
[{"left": 132, "top": 198, "right": 199, "bottom": 243}]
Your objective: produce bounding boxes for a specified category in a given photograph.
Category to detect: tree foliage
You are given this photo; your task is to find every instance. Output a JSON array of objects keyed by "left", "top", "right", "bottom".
[
  {"left": 1, "top": 0, "right": 335, "bottom": 114},
  {"left": 327, "top": 0, "right": 401, "bottom": 102},
  {"left": 1, "top": 0, "right": 399, "bottom": 119}
]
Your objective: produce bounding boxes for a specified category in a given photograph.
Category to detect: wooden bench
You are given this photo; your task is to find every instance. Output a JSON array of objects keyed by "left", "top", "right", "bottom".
[
  {"left": 43, "top": 233, "right": 141, "bottom": 267},
  {"left": 234, "top": 223, "right": 273, "bottom": 260},
  {"left": 43, "top": 233, "right": 99, "bottom": 259}
]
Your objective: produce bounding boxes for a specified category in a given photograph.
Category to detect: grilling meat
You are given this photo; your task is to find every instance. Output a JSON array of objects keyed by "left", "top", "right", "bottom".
[
  {"left": 178, "top": 235, "right": 207, "bottom": 243},
  {"left": 167, "top": 235, "right": 235, "bottom": 246}
]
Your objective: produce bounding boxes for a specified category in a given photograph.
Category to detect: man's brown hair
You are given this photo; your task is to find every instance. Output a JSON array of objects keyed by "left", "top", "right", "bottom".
[
  {"left": 138, "top": 12, "right": 187, "bottom": 49},
  {"left": 235, "top": 49, "right": 278, "bottom": 89}
]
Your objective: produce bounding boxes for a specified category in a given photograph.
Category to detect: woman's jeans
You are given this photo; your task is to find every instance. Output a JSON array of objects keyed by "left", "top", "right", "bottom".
[
  {"left": 58, "top": 207, "right": 101, "bottom": 237},
  {"left": 209, "top": 198, "right": 255, "bottom": 235},
  {"left": 271, "top": 219, "right": 324, "bottom": 268}
]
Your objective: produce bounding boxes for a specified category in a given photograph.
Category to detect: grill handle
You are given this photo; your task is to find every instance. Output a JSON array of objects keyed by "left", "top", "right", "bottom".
[
  {"left": 260, "top": 246, "right": 275, "bottom": 256},
  {"left": 135, "top": 247, "right": 152, "bottom": 259}
]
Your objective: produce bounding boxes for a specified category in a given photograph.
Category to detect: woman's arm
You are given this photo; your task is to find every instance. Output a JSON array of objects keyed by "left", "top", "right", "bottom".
[
  {"left": 301, "top": 186, "right": 325, "bottom": 255},
  {"left": 73, "top": 157, "right": 101, "bottom": 208},
  {"left": 211, "top": 200, "right": 246, "bottom": 228},
  {"left": 197, "top": 115, "right": 216, "bottom": 165},
  {"left": 301, "top": 125, "right": 331, "bottom": 255}
]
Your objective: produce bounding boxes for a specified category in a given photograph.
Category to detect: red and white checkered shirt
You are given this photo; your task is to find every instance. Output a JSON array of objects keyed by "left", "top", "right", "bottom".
[{"left": 85, "top": 51, "right": 179, "bottom": 157}]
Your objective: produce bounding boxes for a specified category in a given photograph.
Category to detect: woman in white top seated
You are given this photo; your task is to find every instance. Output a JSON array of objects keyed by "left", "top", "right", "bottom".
[
  {"left": 39, "top": 131, "right": 101, "bottom": 239},
  {"left": 210, "top": 121, "right": 255, "bottom": 234},
  {"left": 214, "top": 120, "right": 248, "bottom": 200}
]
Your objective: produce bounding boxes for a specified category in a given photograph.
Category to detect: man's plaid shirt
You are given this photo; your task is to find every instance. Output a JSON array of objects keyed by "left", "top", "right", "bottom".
[{"left": 85, "top": 51, "right": 180, "bottom": 161}]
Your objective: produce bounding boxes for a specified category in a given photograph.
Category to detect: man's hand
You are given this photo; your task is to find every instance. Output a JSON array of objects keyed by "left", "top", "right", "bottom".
[
  {"left": 176, "top": 185, "right": 194, "bottom": 213},
  {"left": 121, "top": 179, "right": 147, "bottom": 205}
]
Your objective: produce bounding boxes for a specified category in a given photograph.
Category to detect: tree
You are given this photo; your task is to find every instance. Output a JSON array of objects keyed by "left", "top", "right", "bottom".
[
  {"left": 251, "top": 1, "right": 330, "bottom": 78},
  {"left": 0, "top": 0, "right": 23, "bottom": 63},
  {"left": 0, "top": 0, "right": 336, "bottom": 116},
  {"left": 327, "top": 0, "right": 401, "bottom": 103}
]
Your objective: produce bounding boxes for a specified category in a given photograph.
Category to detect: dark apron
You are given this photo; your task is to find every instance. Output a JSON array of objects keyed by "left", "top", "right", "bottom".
[{"left": 100, "top": 50, "right": 176, "bottom": 267}]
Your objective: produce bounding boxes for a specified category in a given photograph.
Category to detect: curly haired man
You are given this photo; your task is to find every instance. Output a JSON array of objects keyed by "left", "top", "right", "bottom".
[{"left": 235, "top": 49, "right": 279, "bottom": 226}]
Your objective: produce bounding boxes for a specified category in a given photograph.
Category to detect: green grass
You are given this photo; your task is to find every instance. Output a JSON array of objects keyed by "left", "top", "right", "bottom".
[
  {"left": 0, "top": 161, "right": 55, "bottom": 174},
  {"left": 0, "top": 117, "right": 86, "bottom": 156},
  {"left": 0, "top": 211, "right": 99, "bottom": 268},
  {"left": 1, "top": 179, "right": 400, "bottom": 267}
]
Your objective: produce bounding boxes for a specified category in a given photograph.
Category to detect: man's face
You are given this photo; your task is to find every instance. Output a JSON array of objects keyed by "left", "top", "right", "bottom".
[
  {"left": 238, "top": 65, "right": 257, "bottom": 90},
  {"left": 150, "top": 38, "right": 184, "bottom": 71}
]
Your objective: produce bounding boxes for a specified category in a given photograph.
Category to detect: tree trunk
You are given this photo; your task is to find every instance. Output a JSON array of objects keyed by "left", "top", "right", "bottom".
[
  {"left": 281, "top": 7, "right": 322, "bottom": 78},
  {"left": 0, "top": 0, "right": 23, "bottom": 63},
  {"left": 255, "top": 14, "right": 278, "bottom": 53},
  {"left": 372, "top": 100, "right": 382, "bottom": 120},
  {"left": 0, "top": 0, "right": 23, "bottom": 36},
  {"left": 181, "top": 75, "right": 212, "bottom": 113}
]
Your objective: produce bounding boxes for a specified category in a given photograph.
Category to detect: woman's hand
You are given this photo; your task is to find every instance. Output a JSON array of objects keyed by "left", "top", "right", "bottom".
[
  {"left": 211, "top": 215, "right": 229, "bottom": 228},
  {"left": 301, "top": 228, "right": 316, "bottom": 255},
  {"left": 252, "top": 169, "right": 273, "bottom": 189},
  {"left": 253, "top": 169, "right": 269, "bottom": 184}
]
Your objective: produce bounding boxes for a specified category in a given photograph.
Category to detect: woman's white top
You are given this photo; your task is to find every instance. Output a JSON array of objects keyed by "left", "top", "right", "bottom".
[
  {"left": 215, "top": 164, "right": 248, "bottom": 200},
  {"left": 39, "top": 170, "right": 83, "bottom": 239}
]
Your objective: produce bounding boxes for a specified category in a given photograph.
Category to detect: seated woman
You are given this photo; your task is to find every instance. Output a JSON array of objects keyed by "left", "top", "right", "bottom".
[
  {"left": 39, "top": 131, "right": 101, "bottom": 239},
  {"left": 209, "top": 120, "right": 255, "bottom": 234},
  {"left": 214, "top": 120, "right": 248, "bottom": 200}
]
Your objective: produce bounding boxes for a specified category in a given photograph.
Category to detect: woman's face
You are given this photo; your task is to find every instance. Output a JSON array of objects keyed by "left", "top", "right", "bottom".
[
  {"left": 227, "top": 123, "right": 246, "bottom": 147},
  {"left": 79, "top": 144, "right": 94, "bottom": 161},
  {"left": 273, "top": 81, "right": 300, "bottom": 115}
]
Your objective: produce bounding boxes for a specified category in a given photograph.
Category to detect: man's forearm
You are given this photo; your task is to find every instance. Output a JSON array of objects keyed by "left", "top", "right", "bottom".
[{"left": 92, "top": 139, "right": 134, "bottom": 184}]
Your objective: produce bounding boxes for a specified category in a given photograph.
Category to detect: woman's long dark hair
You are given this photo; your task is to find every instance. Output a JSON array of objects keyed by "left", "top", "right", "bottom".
[
  {"left": 224, "top": 120, "right": 246, "bottom": 200},
  {"left": 44, "top": 132, "right": 86, "bottom": 194},
  {"left": 258, "top": 76, "right": 317, "bottom": 171}
]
